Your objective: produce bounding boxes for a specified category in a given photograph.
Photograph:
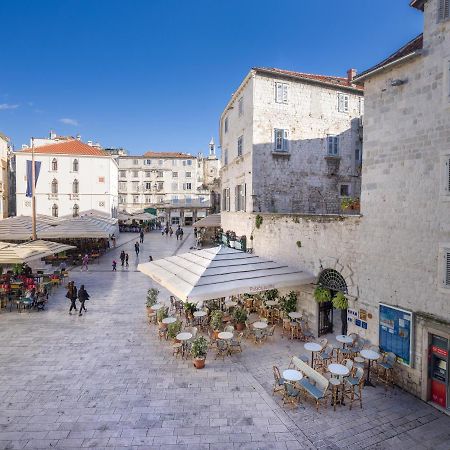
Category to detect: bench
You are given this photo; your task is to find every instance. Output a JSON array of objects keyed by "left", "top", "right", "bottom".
[{"left": 291, "top": 356, "right": 329, "bottom": 411}]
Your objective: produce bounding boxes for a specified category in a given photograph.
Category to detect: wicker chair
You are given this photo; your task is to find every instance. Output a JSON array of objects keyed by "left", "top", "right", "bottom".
[
  {"left": 282, "top": 382, "right": 301, "bottom": 407},
  {"left": 272, "top": 366, "right": 286, "bottom": 395},
  {"left": 230, "top": 332, "right": 243, "bottom": 353},
  {"left": 377, "top": 352, "right": 396, "bottom": 389},
  {"left": 344, "top": 367, "right": 365, "bottom": 410},
  {"left": 215, "top": 339, "right": 228, "bottom": 360}
]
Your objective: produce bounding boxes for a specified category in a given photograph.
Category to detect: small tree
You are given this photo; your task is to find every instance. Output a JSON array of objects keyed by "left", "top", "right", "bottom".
[
  {"left": 146, "top": 288, "right": 159, "bottom": 308},
  {"left": 210, "top": 310, "right": 223, "bottom": 331},
  {"left": 280, "top": 291, "right": 298, "bottom": 314}
]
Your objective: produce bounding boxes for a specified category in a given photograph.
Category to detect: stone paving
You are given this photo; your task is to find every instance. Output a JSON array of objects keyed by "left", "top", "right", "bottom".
[{"left": 0, "top": 229, "right": 449, "bottom": 450}]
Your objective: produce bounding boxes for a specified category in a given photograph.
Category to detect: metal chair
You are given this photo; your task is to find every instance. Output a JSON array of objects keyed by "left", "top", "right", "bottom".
[
  {"left": 282, "top": 382, "right": 301, "bottom": 407},
  {"left": 272, "top": 366, "right": 286, "bottom": 396},
  {"left": 344, "top": 367, "right": 365, "bottom": 410}
]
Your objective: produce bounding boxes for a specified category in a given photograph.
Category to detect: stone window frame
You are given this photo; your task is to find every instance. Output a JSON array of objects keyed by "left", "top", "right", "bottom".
[
  {"left": 275, "top": 82, "right": 288, "bottom": 104},
  {"left": 337, "top": 93, "right": 349, "bottom": 113},
  {"left": 237, "top": 136, "right": 243, "bottom": 157},
  {"left": 338, "top": 183, "right": 351, "bottom": 198},
  {"left": 274, "top": 128, "right": 289, "bottom": 152},
  {"left": 224, "top": 117, "right": 229, "bottom": 133},
  {"left": 327, "top": 135, "right": 340, "bottom": 156}
]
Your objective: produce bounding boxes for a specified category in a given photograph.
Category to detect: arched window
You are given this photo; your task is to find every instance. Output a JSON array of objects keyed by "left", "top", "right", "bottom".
[
  {"left": 73, "top": 204, "right": 79, "bottom": 217},
  {"left": 51, "top": 158, "right": 58, "bottom": 171},
  {"left": 72, "top": 179, "right": 79, "bottom": 194},
  {"left": 73, "top": 159, "right": 79, "bottom": 172},
  {"left": 51, "top": 178, "right": 58, "bottom": 194},
  {"left": 51, "top": 203, "right": 58, "bottom": 217},
  {"left": 318, "top": 269, "right": 348, "bottom": 293}
]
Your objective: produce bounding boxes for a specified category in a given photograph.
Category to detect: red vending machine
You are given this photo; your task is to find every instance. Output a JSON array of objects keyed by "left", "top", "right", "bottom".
[{"left": 429, "top": 335, "right": 448, "bottom": 409}]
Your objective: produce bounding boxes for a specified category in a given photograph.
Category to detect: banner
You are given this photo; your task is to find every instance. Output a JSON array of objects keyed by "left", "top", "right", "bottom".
[{"left": 25, "top": 160, "right": 41, "bottom": 198}]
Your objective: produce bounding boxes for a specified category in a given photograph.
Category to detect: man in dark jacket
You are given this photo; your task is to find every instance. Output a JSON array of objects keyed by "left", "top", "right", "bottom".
[
  {"left": 66, "top": 281, "right": 78, "bottom": 314},
  {"left": 78, "top": 285, "right": 89, "bottom": 316}
]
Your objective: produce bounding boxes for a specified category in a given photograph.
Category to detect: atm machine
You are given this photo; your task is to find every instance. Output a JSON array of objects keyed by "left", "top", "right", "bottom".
[{"left": 429, "top": 335, "right": 449, "bottom": 409}]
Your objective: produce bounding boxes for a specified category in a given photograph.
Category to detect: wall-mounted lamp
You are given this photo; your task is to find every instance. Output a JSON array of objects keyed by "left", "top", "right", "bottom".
[{"left": 390, "top": 78, "right": 407, "bottom": 86}]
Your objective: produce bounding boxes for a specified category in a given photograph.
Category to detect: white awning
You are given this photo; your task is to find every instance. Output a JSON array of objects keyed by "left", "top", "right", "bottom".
[
  {"left": 39, "top": 216, "right": 118, "bottom": 239},
  {"left": 0, "top": 216, "right": 54, "bottom": 241},
  {"left": 137, "top": 246, "right": 316, "bottom": 304},
  {"left": 194, "top": 214, "right": 220, "bottom": 228}
]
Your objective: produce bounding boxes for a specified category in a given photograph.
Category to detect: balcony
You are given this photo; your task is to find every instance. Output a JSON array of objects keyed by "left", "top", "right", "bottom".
[
  {"left": 70, "top": 193, "right": 79, "bottom": 200},
  {"left": 48, "top": 193, "right": 58, "bottom": 200}
]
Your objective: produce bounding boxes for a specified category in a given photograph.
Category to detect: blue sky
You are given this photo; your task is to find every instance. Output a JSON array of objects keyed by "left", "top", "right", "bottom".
[{"left": 0, "top": 0, "right": 423, "bottom": 156}]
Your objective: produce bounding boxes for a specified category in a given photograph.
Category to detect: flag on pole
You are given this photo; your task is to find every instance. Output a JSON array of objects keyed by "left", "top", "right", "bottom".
[{"left": 25, "top": 160, "right": 41, "bottom": 198}]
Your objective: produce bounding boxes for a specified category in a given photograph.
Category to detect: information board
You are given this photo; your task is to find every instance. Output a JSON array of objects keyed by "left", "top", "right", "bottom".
[{"left": 379, "top": 303, "right": 413, "bottom": 367}]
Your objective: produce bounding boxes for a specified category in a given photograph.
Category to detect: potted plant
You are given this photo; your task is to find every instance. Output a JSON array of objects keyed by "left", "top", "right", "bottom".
[
  {"left": 233, "top": 307, "right": 248, "bottom": 331},
  {"left": 280, "top": 291, "right": 298, "bottom": 314},
  {"left": 157, "top": 307, "right": 168, "bottom": 328},
  {"left": 332, "top": 292, "right": 349, "bottom": 335},
  {"left": 146, "top": 287, "right": 159, "bottom": 314},
  {"left": 184, "top": 301, "right": 197, "bottom": 321},
  {"left": 341, "top": 197, "right": 360, "bottom": 211},
  {"left": 263, "top": 289, "right": 279, "bottom": 303},
  {"left": 228, "top": 231, "right": 236, "bottom": 248},
  {"left": 314, "top": 285, "right": 331, "bottom": 303},
  {"left": 210, "top": 310, "right": 223, "bottom": 338},
  {"left": 167, "top": 320, "right": 182, "bottom": 341},
  {"left": 191, "top": 336, "right": 208, "bottom": 369}
]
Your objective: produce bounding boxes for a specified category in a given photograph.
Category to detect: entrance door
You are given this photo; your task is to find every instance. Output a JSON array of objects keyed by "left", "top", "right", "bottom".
[{"left": 318, "top": 301, "right": 333, "bottom": 336}]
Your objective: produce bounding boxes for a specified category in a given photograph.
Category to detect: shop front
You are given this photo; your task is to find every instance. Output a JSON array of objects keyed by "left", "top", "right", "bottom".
[
  {"left": 184, "top": 210, "right": 193, "bottom": 226},
  {"left": 171, "top": 210, "right": 180, "bottom": 226},
  {"left": 429, "top": 334, "right": 449, "bottom": 410}
]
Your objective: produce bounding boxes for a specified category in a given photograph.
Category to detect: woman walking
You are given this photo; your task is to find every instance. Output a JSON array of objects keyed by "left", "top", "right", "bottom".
[
  {"left": 78, "top": 284, "right": 89, "bottom": 316},
  {"left": 66, "top": 281, "right": 78, "bottom": 314}
]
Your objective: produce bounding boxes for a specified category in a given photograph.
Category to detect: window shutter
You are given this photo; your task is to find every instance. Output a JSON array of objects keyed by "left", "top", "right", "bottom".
[
  {"left": 439, "top": 0, "right": 450, "bottom": 20},
  {"left": 283, "top": 84, "right": 288, "bottom": 103},
  {"left": 244, "top": 184, "right": 246, "bottom": 211},
  {"left": 338, "top": 94, "right": 343, "bottom": 111},
  {"left": 327, "top": 137, "right": 332, "bottom": 154},
  {"left": 334, "top": 137, "right": 339, "bottom": 155},
  {"left": 283, "top": 130, "right": 289, "bottom": 151},
  {"left": 444, "top": 251, "right": 450, "bottom": 287},
  {"left": 344, "top": 95, "right": 349, "bottom": 112},
  {"left": 235, "top": 186, "right": 238, "bottom": 211},
  {"left": 275, "top": 83, "right": 282, "bottom": 102}
]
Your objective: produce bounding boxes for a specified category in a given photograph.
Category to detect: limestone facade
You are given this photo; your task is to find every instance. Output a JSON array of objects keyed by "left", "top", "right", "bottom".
[{"left": 219, "top": 68, "right": 363, "bottom": 216}]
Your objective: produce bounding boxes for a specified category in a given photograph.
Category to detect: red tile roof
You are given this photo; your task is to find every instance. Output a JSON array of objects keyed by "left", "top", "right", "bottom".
[
  {"left": 253, "top": 67, "right": 364, "bottom": 92},
  {"left": 410, "top": 0, "right": 426, "bottom": 10},
  {"left": 355, "top": 34, "right": 423, "bottom": 81},
  {"left": 19, "top": 140, "right": 108, "bottom": 156},
  {"left": 143, "top": 151, "right": 193, "bottom": 158}
]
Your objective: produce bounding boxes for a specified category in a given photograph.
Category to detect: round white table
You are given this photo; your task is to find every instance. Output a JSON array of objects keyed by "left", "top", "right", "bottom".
[
  {"left": 336, "top": 335, "right": 353, "bottom": 347},
  {"left": 328, "top": 363, "right": 350, "bottom": 377},
  {"left": 360, "top": 349, "right": 380, "bottom": 387},
  {"left": 218, "top": 331, "right": 233, "bottom": 340},
  {"left": 253, "top": 321, "right": 268, "bottom": 329},
  {"left": 176, "top": 332, "right": 193, "bottom": 341},
  {"left": 288, "top": 312, "right": 302, "bottom": 320},
  {"left": 283, "top": 369, "right": 303, "bottom": 382},
  {"left": 304, "top": 342, "right": 323, "bottom": 367},
  {"left": 225, "top": 301, "right": 237, "bottom": 308},
  {"left": 162, "top": 317, "right": 177, "bottom": 325},
  {"left": 265, "top": 300, "right": 278, "bottom": 307},
  {"left": 151, "top": 303, "right": 164, "bottom": 311},
  {"left": 193, "top": 311, "right": 207, "bottom": 318}
]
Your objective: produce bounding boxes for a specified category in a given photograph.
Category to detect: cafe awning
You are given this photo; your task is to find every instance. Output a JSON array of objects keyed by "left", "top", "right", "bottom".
[
  {"left": 194, "top": 214, "right": 221, "bottom": 228},
  {"left": 0, "top": 216, "right": 54, "bottom": 241},
  {"left": 0, "top": 240, "right": 76, "bottom": 264},
  {"left": 39, "top": 216, "right": 118, "bottom": 239},
  {"left": 137, "top": 246, "right": 316, "bottom": 304}
]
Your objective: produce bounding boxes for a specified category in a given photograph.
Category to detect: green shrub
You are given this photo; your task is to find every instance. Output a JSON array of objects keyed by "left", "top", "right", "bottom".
[
  {"left": 157, "top": 307, "right": 168, "bottom": 322},
  {"left": 314, "top": 286, "right": 331, "bottom": 303},
  {"left": 167, "top": 321, "right": 182, "bottom": 339},
  {"left": 255, "top": 214, "right": 263, "bottom": 229},
  {"left": 146, "top": 288, "right": 159, "bottom": 307},
  {"left": 191, "top": 336, "right": 208, "bottom": 359},
  {"left": 332, "top": 292, "right": 348, "bottom": 310},
  {"left": 233, "top": 308, "right": 248, "bottom": 324},
  {"left": 210, "top": 310, "right": 223, "bottom": 331},
  {"left": 280, "top": 291, "right": 298, "bottom": 313}
]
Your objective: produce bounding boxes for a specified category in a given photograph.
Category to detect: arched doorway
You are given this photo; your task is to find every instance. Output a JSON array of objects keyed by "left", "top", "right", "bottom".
[{"left": 317, "top": 269, "right": 348, "bottom": 336}]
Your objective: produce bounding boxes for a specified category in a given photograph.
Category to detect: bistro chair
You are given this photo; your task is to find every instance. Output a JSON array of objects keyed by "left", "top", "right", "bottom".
[
  {"left": 215, "top": 339, "right": 228, "bottom": 360},
  {"left": 377, "top": 352, "right": 396, "bottom": 389},
  {"left": 344, "top": 367, "right": 365, "bottom": 410},
  {"left": 254, "top": 329, "right": 265, "bottom": 344},
  {"left": 316, "top": 344, "right": 334, "bottom": 371},
  {"left": 272, "top": 366, "right": 286, "bottom": 395},
  {"left": 224, "top": 325, "right": 235, "bottom": 333},
  {"left": 328, "top": 377, "right": 341, "bottom": 412},
  {"left": 299, "top": 319, "right": 314, "bottom": 341},
  {"left": 230, "top": 332, "right": 243, "bottom": 353},
  {"left": 281, "top": 318, "right": 291, "bottom": 338},
  {"left": 282, "top": 382, "right": 301, "bottom": 408}
]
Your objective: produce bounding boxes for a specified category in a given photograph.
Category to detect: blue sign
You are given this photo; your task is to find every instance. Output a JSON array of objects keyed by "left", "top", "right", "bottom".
[{"left": 379, "top": 303, "right": 413, "bottom": 366}]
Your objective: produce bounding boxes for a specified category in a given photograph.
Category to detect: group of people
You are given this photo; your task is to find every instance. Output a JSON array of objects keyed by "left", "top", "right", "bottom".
[
  {"left": 161, "top": 225, "right": 184, "bottom": 240},
  {"left": 66, "top": 281, "right": 90, "bottom": 316}
]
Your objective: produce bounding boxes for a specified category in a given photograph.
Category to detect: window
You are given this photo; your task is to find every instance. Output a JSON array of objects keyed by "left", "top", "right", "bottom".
[
  {"left": 235, "top": 184, "right": 246, "bottom": 211},
  {"left": 72, "top": 159, "right": 79, "bottom": 172},
  {"left": 145, "top": 171, "right": 151, "bottom": 178},
  {"left": 327, "top": 136, "right": 339, "bottom": 156},
  {"left": 98, "top": 177, "right": 105, "bottom": 183},
  {"left": 51, "top": 178, "right": 58, "bottom": 194},
  {"left": 158, "top": 159, "right": 163, "bottom": 165},
  {"left": 237, "top": 136, "right": 243, "bottom": 157},
  {"left": 72, "top": 179, "right": 79, "bottom": 194},
  {"left": 172, "top": 171, "right": 178, "bottom": 178},
  {"left": 118, "top": 182, "right": 127, "bottom": 191},
  {"left": 355, "top": 148, "right": 361, "bottom": 164},
  {"left": 119, "top": 195, "right": 126, "bottom": 204},
  {"left": 51, "top": 158, "right": 58, "bottom": 171},
  {"left": 133, "top": 195, "right": 139, "bottom": 204},
  {"left": 156, "top": 171, "right": 163, "bottom": 178},
  {"left": 224, "top": 117, "right": 229, "bottom": 133},
  {"left": 184, "top": 182, "right": 192, "bottom": 190},
  {"left": 444, "top": 156, "right": 450, "bottom": 196},
  {"left": 238, "top": 97, "right": 244, "bottom": 116},
  {"left": 186, "top": 196, "right": 192, "bottom": 204},
  {"left": 172, "top": 159, "right": 177, "bottom": 166},
  {"left": 157, "top": 195, "right": 164, "bottom": 203},
  {"left": 274, "top": 129, "right": 288, "bottom": 152},
  {"left": 339, "top": 184, "right": 350, "bottom": 197},
  {"left": 187, "top": 159, "right": 192, "bottom": 166},
  {"left": 444, "top": 250, "right": 450, "bottom": 288},
  {"left": 224, "top": 188, "right": 231, "bottom": 211},
  {"left": 73, "top": 204, "right": 79, "bottom": 217},
  {"left": 51, "top": 203, "right": 58, "bottom": 217},
  {"left": 438, "top": 0, "right": 450, "bottom": 21},
  {"left": 358, "top": 97, "right": 364, "bottom": 115},
  {"left": 145, "top": 182, "right": 152, "bottom": 190},
  {"left": 185, "top": 171, "right": 191, "bottom": 178},
  {"left": 275, "top": 82, "right": 288, "bottom": 103},
  {"left": 144, "top": 159, "right": 152, "bottom": 165},
  {"left": 132, "top": 181, "right": 139, "bottom": 192},
  {"left": 338, "top": 93, "right": 349, "bottom": 112},
  {"left": 119, "top": 170, "right": 126, "bottom": 178},
  {"left": 131, "top": 170, "right": 138, "bottom": 178},
  {"left": 157, "top": 181, "right": 164, "bottom": 191},
  {"left": 145, "top": 195, "right": 151, "bottom": 203},
  {"left": 133, "top": 159, "right": 139, "bottom": 165},
  {"left": 172, "top": 195, "right": 178, "bottom": 204}
]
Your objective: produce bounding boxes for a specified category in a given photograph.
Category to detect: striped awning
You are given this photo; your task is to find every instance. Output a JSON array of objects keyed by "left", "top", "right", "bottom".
[
  {"left": 0, "top": 216, "right": 54, "bottom": 241},
  {"left": 137, "top": 246, "right": 316, "bottom": 304},
  {"left": 39, "top": 216, "right": 118, "bottom": 239},
  {"left": 0, "top": 240, "right": 76, "bottom": 264}
]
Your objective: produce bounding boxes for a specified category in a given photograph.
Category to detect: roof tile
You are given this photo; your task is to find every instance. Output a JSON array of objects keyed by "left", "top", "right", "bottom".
[{"left": 19, "top": 140, "right": 108, "bottom": 156}]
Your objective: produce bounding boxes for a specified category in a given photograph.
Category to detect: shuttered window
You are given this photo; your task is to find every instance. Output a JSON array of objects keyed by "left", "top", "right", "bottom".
[
  {"left": 445, "top": 157, "right": 450, "bottom": 195},
  {"left": 438, "top": 0, "right": 450, "bottom": 21},
  {"left": 274, "top": 129, "right": 288, "bottom": 151},
  {"left": 338, "top": 93, "right": 349, "bottom": 112},
  {"left": 237, "top": 136, "right": 243, "bottom": 156},
  {"left": 275, "top": 82, "right": 288, "bottom": 103},
  {"left": 444, "top": 250, "right": 450, "bottom": 288},
  {"left": 327, "top": 136, "right": 339, "bottom": 156}
]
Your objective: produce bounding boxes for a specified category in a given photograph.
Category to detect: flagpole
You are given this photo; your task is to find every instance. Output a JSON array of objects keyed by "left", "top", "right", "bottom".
[{"left": 31, "top": 137, "right": 37, "bottom": 240}]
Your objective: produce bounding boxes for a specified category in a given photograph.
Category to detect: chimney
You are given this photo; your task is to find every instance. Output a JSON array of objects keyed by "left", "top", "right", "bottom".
[
  {"left": 76, "top": 134, "right": 81, "bottom": 141},
  {"left": 87, "top": 140, "right": 93, "bottom": 146},
  {"left": 49, "top": 130, "right": 56, "bottom": 139},
  {"left": 347, "top": 68, "right": 357, "bottom": 83}
]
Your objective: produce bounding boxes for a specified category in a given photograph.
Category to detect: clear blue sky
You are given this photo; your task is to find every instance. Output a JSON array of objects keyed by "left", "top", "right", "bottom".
[{"left": 0, "top": 0, "right": 423, "bottom": 155}]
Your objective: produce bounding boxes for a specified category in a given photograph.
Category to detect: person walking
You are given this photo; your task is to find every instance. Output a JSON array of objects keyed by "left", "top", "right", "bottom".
[
  {"left": 148, "top": 255, "right": 153, "bottom": 262},
  {"left": 139, "top": 229, "right": 144, "bottom": 244},
  {"left": 194, "top": 227, "right": 197, "bottom": 238},
  {"left": 169, "top": 226, "right": 173, "bottom": 237},
  {"left": 125, "top": 253, "right": 129, "bottom": 268},
  {"left": 81, "top": 254, "right": 89, "bottom": 271},
  {"left": 120, "top": 250, "right": 125, "bottom": 268},
  {"left": 165, "top": 226, "right": 169, "bottom": 237},
  {"left": 112, "top": 260, "right": 117, "bottom": 271},
  {"left": 134, "top": 242, "right": 140, "bottom": 257},
  {"left": 180, "top": 227, "right": 184, "bottom": 240},
  {"left": 175, "top": 226, "right": 181, "bottom": 241},
  {"left": 66, "top": 281, "right": 78, "bottom": 314},
  {"left": 78, "top": 284, "right": 89, "bottom": 316}
]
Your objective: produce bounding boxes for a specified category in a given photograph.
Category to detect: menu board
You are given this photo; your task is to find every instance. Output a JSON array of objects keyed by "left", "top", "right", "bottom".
[{"left": 379, "top": 303, "right": 413, "bottom": 366}]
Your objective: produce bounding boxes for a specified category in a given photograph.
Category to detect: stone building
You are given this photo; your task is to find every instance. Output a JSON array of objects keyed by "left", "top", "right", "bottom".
[
  {"left": 15, "top": 139, "right": 119, "bottom": 218},
  {"left": 219, "top": 66, "right": 364, "bottom": 218},
  {"left": 117, "top": 144, "right": 220, "bottom": 225},
  {"left": 0, "top": 132, "right": 11, "bottom": 218},
  {"left": 221, "top": 0, "right": 450, "bottom": 412}
]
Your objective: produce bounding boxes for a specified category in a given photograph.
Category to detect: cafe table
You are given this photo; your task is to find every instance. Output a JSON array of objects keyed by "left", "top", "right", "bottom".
[
  {"left": 151, "top": 303, "right": 164, "bottom": 311},
  {"left": 218, "top": 331, "right": 234, "bottom": 355},
  {"left": 288, "top": 312, "right": 302, "bottom": 320},
  {"left": 304, "top": 342, "right": 322, "bottom": 367},
  {"left": 176, "top": 332, "right": 193, "bottom": 358},
  {"left": 360, "top": 349, "right": 380, "bottom": 387},
  {"left": 162, "top": 317, "right": 177, "bottom": 325},
  {"left": 283, "top": 369, "right": 303, "bottom": 383},
  {"left": 252, "top": 321, "right": 268, "bottom": 329},
  {"left": 336, "top": 335, "right": 353, "bottom": 348},
  {"left": 328, "top": 363, "right": 350, "bottom": 406}
]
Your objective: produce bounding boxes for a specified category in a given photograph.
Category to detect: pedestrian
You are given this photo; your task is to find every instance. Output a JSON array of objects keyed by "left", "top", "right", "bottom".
[
  {"left": 125, "top": 253, "right": 129, "bottom": 268},
  {"left": 111, "top": 233, "right": 116, "bottom": 248},
  {"left": 112, "top": 260, "right": 117, "bottom": 271},
  {"left": 135, "top": 241, "right": 140, "bottom": 257},
  {"left": 149, "top": 255, "right": 153, "bottom": 262},
  {"left": 165, "top": 226, "right": 169, "bottom": 237},
  {"left": 161, "top": 228, "right": 165, "bottom": 236},
  {"left": 180, "top": 227, "right": 184, "bottom": 240},
  {"left": 120, "top": 250, "right": 125, "bottom": 267},
  {"left": 194, "top": 227, "right": 197, "bottom": 238},
  {"left": 140, "top": 229, "right": 144, "bottom": 243},
  {"left": 81, "top": 254, "right": 89, "bottom": 271},
  {"left": 175, "top": 226, "right": 181, "bottom": 241},
  {"left": 78, "top": 284, "right": 89, "bottom": 316},
  {"left": 169, "top": 226, "right": 173, "bottom": 237},
  {"left": 66, "top": 281, "right": 78, "bottom": 314}
]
